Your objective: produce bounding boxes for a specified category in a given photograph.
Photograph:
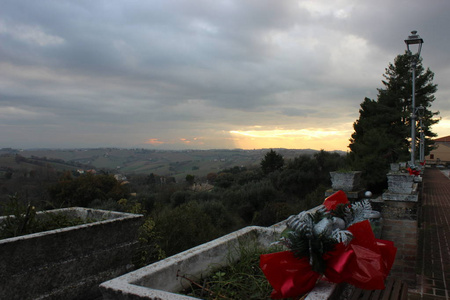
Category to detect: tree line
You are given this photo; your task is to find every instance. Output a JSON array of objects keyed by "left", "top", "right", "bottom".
[{"left": 1, "top": 149, "right": 348, "bottom": 265}]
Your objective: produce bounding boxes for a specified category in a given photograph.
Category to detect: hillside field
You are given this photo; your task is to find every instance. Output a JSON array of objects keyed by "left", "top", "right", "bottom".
[{"left": 0, "top": 148, "right": 332, "bottom": 181}]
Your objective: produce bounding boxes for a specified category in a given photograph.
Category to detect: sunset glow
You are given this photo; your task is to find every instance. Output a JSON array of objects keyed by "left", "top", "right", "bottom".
[
  {"left": 434, "top": 118, "right": 450, "bottom": 137},
  {"left": 230, "top": 128, "right": 352, "bottom": 151},
  {"left": 145, "top": 138, "right": 164, "bottom": 145}
]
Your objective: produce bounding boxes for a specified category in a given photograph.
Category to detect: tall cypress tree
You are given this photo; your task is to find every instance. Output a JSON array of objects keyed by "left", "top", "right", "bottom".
[{"left": 349, "top": 52, "right": 439, "bottom": 192}]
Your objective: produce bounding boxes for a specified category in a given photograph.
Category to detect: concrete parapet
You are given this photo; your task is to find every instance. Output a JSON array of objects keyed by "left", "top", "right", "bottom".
[
  {"left": 325, "top": 189, "right": 364, "bottom": 200},
  {"left": 386, "top": 173, "right": 415, "bottom": 194},
  {"left": 382, "top": 172, "right": 419, "bottom": 203},
  {"left": 100, "top": 223, "right": 340, "bottom": 300},
  {"left": 382, "top": 192, "right": 419, "bottom": 202},
  {"left": 381, "top": 201, "right": 418, "bottom": 220},
  {"left": 379, "top": 170, "right": 421, "bottom": 288},
  {"left": 0, "top": 207, "right": 143, "bottom": 300},
  {"left": 329, "top": 171, "right": 362, "bottom": 192}
]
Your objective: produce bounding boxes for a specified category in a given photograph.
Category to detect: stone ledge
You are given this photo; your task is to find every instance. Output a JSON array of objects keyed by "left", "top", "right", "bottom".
[
  {"left": 325, "top": 189, "right": 364, "bottom": 199},
  {"left": 382, "top": 192, "right": 419, "bottom": 202}
]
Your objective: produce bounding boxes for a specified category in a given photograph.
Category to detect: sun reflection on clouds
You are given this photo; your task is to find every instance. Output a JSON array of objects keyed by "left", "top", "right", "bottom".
[
  {"left": 180, "top": 137, "right": 205, "bottom": 145},
  {"left": 230, "top": 128, "right": 352, "bottom": 151},
  {"left": 145, "top": 138, "right": 164, "bottom": 145},
  {"left": 230, "top": 128, "right": 343, "bottom": 139},
  {"left": 144, "top": 137, "right": 207, "bottom": 148}
]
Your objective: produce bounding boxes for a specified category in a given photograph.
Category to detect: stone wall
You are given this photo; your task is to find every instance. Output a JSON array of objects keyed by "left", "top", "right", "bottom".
[
  {"left": 381, "top": 219, "right": 418, "bottom": 286},
  {"left": 380, "top": 172, "right": 420, "bottom": 288},
  {"left": 0, "top": 208, "right": 143, "bottom": 300},
  {"left": 382, "top": 171, "right": 419, "bottom": 202}
]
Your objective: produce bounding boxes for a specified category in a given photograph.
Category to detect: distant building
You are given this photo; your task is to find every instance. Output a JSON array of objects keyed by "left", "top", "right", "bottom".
[
  {"left": 190, "top": 182, "right": 214, "bottom": 192},
  {"left": 114, "top": 174, "right": 127, "bottom": 181},
  {"left": 425, "top": 135, "right": 450, "bottom": 166}
]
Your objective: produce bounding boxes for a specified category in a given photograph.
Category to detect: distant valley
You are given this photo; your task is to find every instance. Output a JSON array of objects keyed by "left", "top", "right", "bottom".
[{"left": 0, "top": 148, "right": 342, "bottom": 182}]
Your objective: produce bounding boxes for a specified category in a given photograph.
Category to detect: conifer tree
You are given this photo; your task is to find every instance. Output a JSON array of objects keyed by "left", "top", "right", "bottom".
[
  {"left": 260, "top": 149, "right": 284, "bottom": 175},
  {"left": 349, "top": 52, "right": 439, "bottom": 191}
]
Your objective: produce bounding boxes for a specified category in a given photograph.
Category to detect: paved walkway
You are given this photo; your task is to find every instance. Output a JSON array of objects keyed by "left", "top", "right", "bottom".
[{"left": 410, "top": 168, "right": 450, "bottom": 300}]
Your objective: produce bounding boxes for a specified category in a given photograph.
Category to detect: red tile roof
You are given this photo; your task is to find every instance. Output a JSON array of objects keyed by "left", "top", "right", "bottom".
[{"left": 435, "top": 135, "right": 450, "bottom": 142}]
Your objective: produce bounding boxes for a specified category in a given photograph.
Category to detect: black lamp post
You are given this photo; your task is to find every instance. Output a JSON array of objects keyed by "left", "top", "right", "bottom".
[
  {"left": 404, "top": 30, "right": 424, "bottom": 168},
  {"left": 417, "top": 105, "right": 425, "bottom": 163}
]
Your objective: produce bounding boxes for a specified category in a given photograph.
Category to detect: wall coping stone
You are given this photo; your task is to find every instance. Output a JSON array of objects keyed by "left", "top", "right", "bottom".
[{"left": 100, "top": 217, "right": 339, "bottom": 300}]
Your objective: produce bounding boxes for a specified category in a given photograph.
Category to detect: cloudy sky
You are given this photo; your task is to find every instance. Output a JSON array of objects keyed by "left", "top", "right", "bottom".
[{"left": 1, "top": 0, "right": 449, "bottom": 151}]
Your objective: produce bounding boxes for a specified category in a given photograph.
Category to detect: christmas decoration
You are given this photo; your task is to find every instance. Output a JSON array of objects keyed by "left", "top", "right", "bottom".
[
  {"left": 407, "top": 167, "right": 421, "bottom": 176},
  {"left": 260, "top": 190, "right": 397, "bottom": 299}
]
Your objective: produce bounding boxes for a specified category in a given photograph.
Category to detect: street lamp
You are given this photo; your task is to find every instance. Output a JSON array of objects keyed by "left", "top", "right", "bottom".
[
  {"left": 404, "top": 30, "right": 424, "bottom": 168},
  {"left": 417, "top": 105, "right": 425, "bottom": 163}
]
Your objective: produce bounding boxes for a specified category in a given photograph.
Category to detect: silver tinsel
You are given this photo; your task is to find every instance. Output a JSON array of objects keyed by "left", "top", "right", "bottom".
[{"left": 283, "top": 199, "right": 374, "bottom": 260}]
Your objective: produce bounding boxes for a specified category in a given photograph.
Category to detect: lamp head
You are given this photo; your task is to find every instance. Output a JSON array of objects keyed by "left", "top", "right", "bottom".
[{"left": 404, "top": 30, "right": 424, "bottom": 56}]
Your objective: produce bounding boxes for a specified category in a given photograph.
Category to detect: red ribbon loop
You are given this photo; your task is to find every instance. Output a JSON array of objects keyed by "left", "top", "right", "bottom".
[{"left": 260, "top": 192, "right": 397, "bottom": 298}]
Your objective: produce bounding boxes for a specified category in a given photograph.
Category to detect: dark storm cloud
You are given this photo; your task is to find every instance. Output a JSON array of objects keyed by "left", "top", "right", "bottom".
[{"left": 1, "top": 0, "right": 449, "bottom": 149}]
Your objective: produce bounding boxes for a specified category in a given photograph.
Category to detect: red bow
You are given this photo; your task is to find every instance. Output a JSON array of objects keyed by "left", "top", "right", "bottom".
[
  {"left": 323, "top": 189, "right": 349, "bottom": 210},
  {"left": 260, "top": 191, "right": 397, "bottom": 299},
  {"left": 407, "top": 168, "right": 420, "bottom": 176}
]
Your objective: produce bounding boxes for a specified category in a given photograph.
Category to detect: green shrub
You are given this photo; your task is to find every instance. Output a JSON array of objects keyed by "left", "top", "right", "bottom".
[
  {"left": 132, "top": 217, "right": 166, "bottom": 268},
  {"left": 179, "top": 242, "right": 283, "bottom": 300},
  {"left": 0, "top": 194, "right": 93, "bottom": 239},
  {"left": 154, "top": 201, "right": 224, "bottom": 256}
]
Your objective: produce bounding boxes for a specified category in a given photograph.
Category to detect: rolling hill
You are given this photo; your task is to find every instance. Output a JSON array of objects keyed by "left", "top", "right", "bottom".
[{"left": 1, "top": 148, "right": 342, "bottom": 182}]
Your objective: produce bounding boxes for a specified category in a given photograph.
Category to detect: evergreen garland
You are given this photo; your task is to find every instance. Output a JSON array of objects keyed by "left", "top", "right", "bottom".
[{"left": 280, "top": 200, "right": 373, "bottom": 274}]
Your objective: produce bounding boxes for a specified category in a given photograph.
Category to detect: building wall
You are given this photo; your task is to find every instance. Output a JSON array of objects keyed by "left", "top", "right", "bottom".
[{"left": 425, "top": 143, "right": 450, "bottom": 164}]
